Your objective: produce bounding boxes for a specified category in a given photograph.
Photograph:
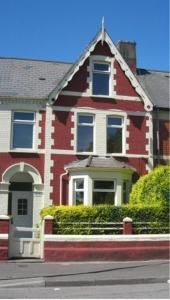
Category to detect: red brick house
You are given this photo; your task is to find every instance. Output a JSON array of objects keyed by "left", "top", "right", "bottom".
[{"left": 0, "top": 28, "right": 169, "bottom": 258}]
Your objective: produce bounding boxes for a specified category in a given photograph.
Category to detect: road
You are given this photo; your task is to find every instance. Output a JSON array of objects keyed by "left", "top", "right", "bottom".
[
  {"left": 0, "top": 283, "right": 169, "bottom": 299},
  {"left": 0, "top": 260, "right": 169, "bottom": 298}
]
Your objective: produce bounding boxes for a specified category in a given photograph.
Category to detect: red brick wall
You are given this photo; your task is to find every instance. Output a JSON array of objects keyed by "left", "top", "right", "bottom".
[
  {"left": 0, "top": 153, "right": 44, "bottom": 182},
  {"left": 52, "top": 111, "right": 74, "bottom": 150},
  {"left": 127, "top": 116, "right": 149, "bottom": 155},
  {"left": 114, "top": 61, "right": 138, "bottom": 96},
  {"left": 63, "top": 59, "right": 89, "bottom": 92},
  {"left": 159, "top": 120, "right": 170, "bottom": 156},
  {"left": 55, "top": 95, "right": 145, "bottom": 111},
  {"left": 44, "top": 240, "right": 170, "bottom": 262}
]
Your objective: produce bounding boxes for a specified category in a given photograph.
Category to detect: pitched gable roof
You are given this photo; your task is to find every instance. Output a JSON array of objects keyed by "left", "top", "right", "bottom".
[{"left": 48, "top": 28, "right": 153, "bottom": 111}]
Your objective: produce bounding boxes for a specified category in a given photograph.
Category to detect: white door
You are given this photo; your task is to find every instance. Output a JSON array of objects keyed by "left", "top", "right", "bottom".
[{"left": 9, "top": 191, "right": 40, "bottom": 258}]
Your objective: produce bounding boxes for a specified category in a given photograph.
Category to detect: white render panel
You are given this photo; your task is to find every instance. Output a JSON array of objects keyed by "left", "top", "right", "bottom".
[
  {"left": 95, "top": 113, "right": 106, "bottom": 155},
  {"left": 44, "top": 105, "right": 53, "bottom": 206},
  {"left": 0, "top": 110, "right": 11, "bottom": 151}
]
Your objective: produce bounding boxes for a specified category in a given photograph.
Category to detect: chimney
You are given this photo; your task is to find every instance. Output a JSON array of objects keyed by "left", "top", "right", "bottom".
[{"left": 116, "top": 41, "right": 137, "bottom": 73}]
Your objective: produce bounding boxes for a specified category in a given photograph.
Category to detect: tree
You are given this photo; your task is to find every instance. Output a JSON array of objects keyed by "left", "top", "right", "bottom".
[{"left": 129, "top": 165, "right": 170, "bottom": 206}]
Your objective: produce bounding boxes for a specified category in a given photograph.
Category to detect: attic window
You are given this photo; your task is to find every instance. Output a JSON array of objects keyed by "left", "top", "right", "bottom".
[
  {"left": 92, "top": 62, "right": 110, "bottom": 96},
  {"left": 38, "top": 77, "right": 46, "bottom": 81}
]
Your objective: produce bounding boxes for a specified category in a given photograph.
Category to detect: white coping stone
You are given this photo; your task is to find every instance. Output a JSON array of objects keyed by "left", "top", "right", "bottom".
[
  {"left": 44, "top": 234, "right": 170, "bottom": 242},
  {"left": 0, "top": 215, "right": 10, "bottom": 220},
  {"left": 123, "top": 217, "right": 133, "bottom": 223},
  {"left": 0, "top": 234, "right": 8, "bottom": 240},
  {"left": 44, "top": 215, "right": 54, "bottom": 220}
]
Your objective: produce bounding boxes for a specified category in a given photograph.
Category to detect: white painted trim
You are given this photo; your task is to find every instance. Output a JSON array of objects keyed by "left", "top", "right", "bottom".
[
  {"left": 44, "top": 104, "right": 54, "bottom": 205},
  {"left": 0, "top": 233, "right": 8, "bottom": 240},
  {"left": 48, "top": 29, "right": 153, "bottom": 111},
  {"left": 8, "top": 149, "right": 45, "bottom": 154},
  {"left": 1, "top": 162, "right": 42, "bottom": 184},
  {"left": 44, "top": 233, "right": 170, "bottom": 242},
  {"left": 50, "top": 149, "right": 150, "bottom": 158},
  {"left": 60, "top": 91, "right": 141, "bottom": 101},
  {"left": 88, "top": 55, "right": 117, "bottom": 97},
  {"left": 52, "top": 105, "right": 148, "bottom": 116}
]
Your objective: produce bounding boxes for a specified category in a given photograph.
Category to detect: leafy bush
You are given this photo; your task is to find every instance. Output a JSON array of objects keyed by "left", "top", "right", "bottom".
[
  {"left": 129, "top": 165, "right": 170, "bottom": 206},
  {"left": 40, "top": 204, "right": 169, "bottom": 234}
]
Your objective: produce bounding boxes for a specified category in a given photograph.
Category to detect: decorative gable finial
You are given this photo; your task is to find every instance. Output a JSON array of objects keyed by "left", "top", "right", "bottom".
[{"left": 101, "top": 16, "right": 105, "bottom": 45}]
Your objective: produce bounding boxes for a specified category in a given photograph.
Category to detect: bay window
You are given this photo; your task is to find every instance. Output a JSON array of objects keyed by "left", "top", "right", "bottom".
[
  {"left": 93, "top": 180, "right": 115, "bottom": 205},
  {"left": 73, "top": 178, "right": 84, "bottom": 205}
]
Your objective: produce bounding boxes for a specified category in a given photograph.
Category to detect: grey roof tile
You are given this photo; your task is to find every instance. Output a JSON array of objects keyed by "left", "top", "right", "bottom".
[
  {"left": 64, "top": 156, "right": 136, "bottom": 171},
  {"left": 0, "top": 57, "right": 72, "bottom": 98},
  {"left": 136, "top": 69, "right": 169, "bottom": 109}
]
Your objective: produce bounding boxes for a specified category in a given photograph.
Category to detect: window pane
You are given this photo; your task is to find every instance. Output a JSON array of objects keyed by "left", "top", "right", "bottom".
[
  {"left": 108, "top": 117, "right": 122, "bottom": 126},
  {"left": 93, "top": 63, "right": 109, "bottom": 71},
  {"left": 78, "top": 115, "right": 93, "bottom": 124},
  {"left": 75, "top": 179, "right": 84, "bottom": 189},
  {"left": 75, "top": 192, "right": 84, "bottom": 205},
  {"left": 77, "top": 126, "right": 93, "bottom": 152},
  {"left": 94, "top": 180, "right": 114, "bottom": 190},
  {"left": 13, "top": 124, "right": 33, "bottom": 148},
  {"left": 17, "top": 199, "right": 27, "bottom": 215},
  {"left": 93, "top": 192, "right": 115, "bottom": 205},
  {"left": 93, "top": 73, "right": 109, "bottom": 95},
  {"left": 14, "top": 112, "right": 34, "bottom": 121},
  {"left": 107, "top": 127, "right": 122, "bottom": 153}
]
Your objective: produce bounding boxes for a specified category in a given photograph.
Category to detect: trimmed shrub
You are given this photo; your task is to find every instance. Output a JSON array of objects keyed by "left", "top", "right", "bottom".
[
  {"left": 40, "top": 204, "right": 169, "bottom": 234},
  {"left": 129, "top": 165, "right": 170, "bottom": 206}
]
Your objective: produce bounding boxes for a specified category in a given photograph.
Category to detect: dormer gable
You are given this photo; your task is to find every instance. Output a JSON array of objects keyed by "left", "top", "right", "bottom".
[{"left": 48, "top": 28, "right": 153, "bottom": 111}]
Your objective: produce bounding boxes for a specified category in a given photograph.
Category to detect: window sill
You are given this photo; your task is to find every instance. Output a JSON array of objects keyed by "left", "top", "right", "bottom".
[
  {"left": 90, "top": 94, "right": 115, "bottom": 99},
  {"left": 9, "top": 149, "right": 39, "bottom": 154},
  {"left": 76, "top": 152, "right": 96, "bottom": 155}
]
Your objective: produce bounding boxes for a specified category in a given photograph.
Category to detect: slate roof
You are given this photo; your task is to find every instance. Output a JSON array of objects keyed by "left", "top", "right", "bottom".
[
  {"left": 64, "top": 156, "right": 136, "bottom": 171},
  {"left": 0, "top": 57, "right": 71, "bottom": 98},
  {"left": 0, "top": 57, "right": 169, "bottom": 108},
  {"left": 136, "top": 69, "right": 169, "bottom": 109}
]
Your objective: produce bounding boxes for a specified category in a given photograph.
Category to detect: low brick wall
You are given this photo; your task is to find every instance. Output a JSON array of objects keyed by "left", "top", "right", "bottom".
[
  {"left": 0, "top": 217, "right": 10, "bottom": 261},
  {"left": 43, "top": 235, "right": 170, "bottom": 262}
]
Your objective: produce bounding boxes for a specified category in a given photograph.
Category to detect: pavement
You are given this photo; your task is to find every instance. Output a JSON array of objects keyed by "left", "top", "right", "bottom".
[{"left": 0, "top": 259, "right": 169, "bottom": 288}]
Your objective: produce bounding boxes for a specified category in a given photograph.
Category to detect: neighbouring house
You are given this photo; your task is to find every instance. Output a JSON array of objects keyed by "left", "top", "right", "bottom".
[{"left": 0, "top": 27, "right": 169, "bottom": 258}]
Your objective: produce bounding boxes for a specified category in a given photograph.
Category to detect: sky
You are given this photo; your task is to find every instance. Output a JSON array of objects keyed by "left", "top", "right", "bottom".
[{"left": 0, "top": 0, "right": 169, "bottom": 71}]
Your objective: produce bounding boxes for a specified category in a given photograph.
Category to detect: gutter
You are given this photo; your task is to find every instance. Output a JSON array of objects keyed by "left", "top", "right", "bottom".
[{"left": 156, "top": 107, "right": 160, "bottom": 164}]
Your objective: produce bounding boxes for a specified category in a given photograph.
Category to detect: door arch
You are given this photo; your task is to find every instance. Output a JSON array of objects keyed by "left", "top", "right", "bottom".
[{"left": 1, "top": 163, "right": 43, "bottom": 258}]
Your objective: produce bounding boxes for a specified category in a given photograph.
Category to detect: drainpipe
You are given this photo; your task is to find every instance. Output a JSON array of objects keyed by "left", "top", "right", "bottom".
[
  {"left": 60, "top": 170, "right": 68, "bottom": 205},
  {"left": 156, "top": 108, "right": 160, "bottom": 165}
]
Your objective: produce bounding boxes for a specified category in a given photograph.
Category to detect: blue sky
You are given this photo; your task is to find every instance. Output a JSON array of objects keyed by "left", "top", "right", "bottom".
[{"left": 0, "top": 0, "right": 169, "bottom": 70}]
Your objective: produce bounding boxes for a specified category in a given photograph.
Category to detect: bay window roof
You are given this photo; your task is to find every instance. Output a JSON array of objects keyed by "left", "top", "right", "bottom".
[{"left": 64, "top": 156, "right": 136, "bottom": 171}]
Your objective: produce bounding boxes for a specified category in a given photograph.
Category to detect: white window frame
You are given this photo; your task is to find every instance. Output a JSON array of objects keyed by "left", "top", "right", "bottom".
[
  {"left": 76, "top": 113, "right": 95, "bottom": 154},
  {"left": 92, "top": 62, "right": 110, "bottom": 96},
  {"left": 106, "top": 115, "right": 125, "bottom": 155},
  {"left": 73, "top": 178, "right": 84, "bottom": 205},
  {"left": 89, "top": 55, "right": 115, "bottom": 98},
  {"left": 69, "top": 175, "right": 89, "bottom": 206},
  {"left": 11, "top": 111, "right": 36, "bottom": 151},
  {"left": 93, "top": 179, "right": 116, "bottom": 204}
]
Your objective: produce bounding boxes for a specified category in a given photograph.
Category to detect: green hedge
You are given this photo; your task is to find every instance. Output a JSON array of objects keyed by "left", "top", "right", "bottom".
[
  {"left": 129, "top": 165, "right": 170, "bottom": 206},
  {"left": 40, "top": 204, "right": 169, "bottom": 235}
]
